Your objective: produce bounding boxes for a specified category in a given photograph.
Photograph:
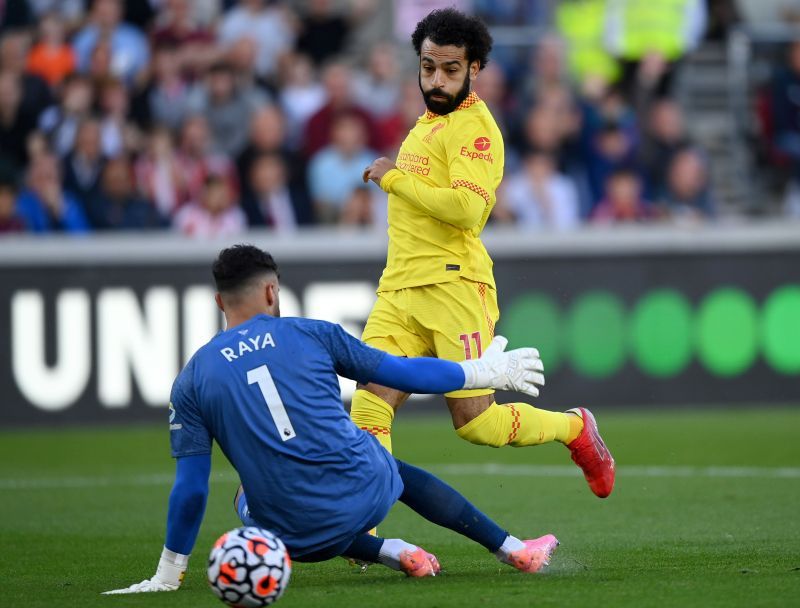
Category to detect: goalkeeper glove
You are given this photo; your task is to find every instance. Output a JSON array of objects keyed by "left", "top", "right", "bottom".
[
  {"left": 459, "top": 335, "right": 545, "bottom": 397},
  {"left": 101, "top": 546, "right": 188, "bottom": 594}
]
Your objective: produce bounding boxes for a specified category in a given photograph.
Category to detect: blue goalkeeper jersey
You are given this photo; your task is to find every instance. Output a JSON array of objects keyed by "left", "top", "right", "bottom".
[{"left": 168, "top": 314, "right": 402, "bottom": 556}]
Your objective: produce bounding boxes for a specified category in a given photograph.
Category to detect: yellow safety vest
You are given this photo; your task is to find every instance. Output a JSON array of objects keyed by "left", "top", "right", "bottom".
[
  {"left": 618, "top": 0, "right": 689, "bottom": 61},
  {"left": 556, "top": 0, "right": 620, "bottom": 84}
]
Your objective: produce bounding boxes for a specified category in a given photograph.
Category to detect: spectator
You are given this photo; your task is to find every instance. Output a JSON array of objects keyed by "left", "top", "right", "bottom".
[
  {"left": 302, "top": 61, "right": 380, "bottom": 158},
  {"left": 16, "top": 153, "right": 90, "bottom": 233},
  {"left": 63, "top": 117, "right": 106, "bottom": 203},
  {"left": 639, "top": 98, "right": 691, "bottom": 199},
  {"left": 25, "top": 12, "right": 77, "bottom": 88},
  {"left": 514, "top": 104, "right": 564, "bottom": 158},
  {"left": 591, "top": 168, "right": 653, "bottom": 223},
  {"left": 97, "top": 77, "right": 135, "bottom": 158},
  {"left": 0, "top": 175, "right": 25, "bottom": 234},
  {"left": 135, "top": 43, "right": 193, "bottom": 132},
  {"left": 520, "top": 35, "right": 568, "bottom": 107},
  {"left": 0, "top": 30, "right": 53, "bottom": 122},
  {"left": 495, "top": 151, "right": 580, "bottom": 231},
  {"left": 86, "top": 37, "right": 116, "bottom": 87},
  {"left": 25, "top": 130, "right": 50, "bottom": 163},
  {"left": 217, "top": 0, "right": 296, "bottom": 83},
  {"left": 659, "top": 147, "right": 715, "bottom": 220},
  {"left": 27, "top": 1, "right": 86, "bottom": 29},
  {"left": 236, "top": 105, "right": 304, "bottom": 198},
  {"left": 586, "top": 121, "right": 639, "bottom": 206},
  {"left": 308, "top": 112, "right": 379, "bottom": 223},
  {"left": 151, "top": 0, "right": 217, "bottom": 79},
  {"left": 85, "top": 156, "right": 166, "bottom": 230},
  {"left": 242, "top": 152, "right": 313, "bottom": 230},
  {"left": 605, "top": 0, "right": 707, "bottom": 103},
  {"left": 0, "top": 71, "right": 38, "bottom": 170},
  {"left": 296, "top": 0, "right": 352, "bottom": 67},
  {"left": 510, "top": 102, "right": 570, "bottom": 178},
  {"left": 187, "top": 61, "right": 268, "bottom": 157},
  {"left": 277, "top": 53, "right": 326, "bottom": 149},
  {"left": 339, "top": 185, "right": 385, "bottom": 228},
  {"left": 38, "top": 73, "right": 94, "bottom": 157},
  {"left": 536, "top": 86, "right": 584, "bottom": 174},
  {"left": 173, "top": 174, "right": 246, "bottom": 238},
  {"left": 73, "top": 0, "right": 150, "bottom": 86},
  {"left": 556, "top": 0, "right": 620, "bottom": 96},
  {"left": 226, "top": 36, "right": 268, "bottom": 94},
  {"left": 152, "top": 0, "right": 214, "bottom": 46},
  {"left": 583, "top": 83, "right": 638, "bottom": 135},
  {"left": 352, "top": 43, "right": 402, "bottom": 119},
  {"left": 773, "top": 40, "right": 800, "bottom": 214},
  {"left": 176, "top": 114, "right": 238, "bottom": 206},
  {"left": 538, "top": 85, "right": 580, "bottom": 132},
  {"left": 135, "top": 127, "right": 186, "bottom": 219},
  {"left": 191, "top": 0, "right": 222, "bottom": 27}
]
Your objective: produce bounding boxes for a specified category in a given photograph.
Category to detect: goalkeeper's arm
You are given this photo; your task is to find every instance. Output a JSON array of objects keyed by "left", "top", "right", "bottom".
[
  {"left": 368, "top": 336, "right": 545, "bottom": 397},
  {"left": 102, "top": 454, "right": 210, "bottom": 594}
]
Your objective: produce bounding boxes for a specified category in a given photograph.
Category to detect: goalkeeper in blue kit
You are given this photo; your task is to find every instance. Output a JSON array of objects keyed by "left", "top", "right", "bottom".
[{"left": 104, "top": 245, "right": 558, "bottom": 594}]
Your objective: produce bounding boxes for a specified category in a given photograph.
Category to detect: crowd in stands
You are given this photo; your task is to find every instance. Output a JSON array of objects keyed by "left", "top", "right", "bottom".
[
  {"left": 0, "top": 0, "right": 791, "bottom": 237},
  {"left": 764, "top": 39, "right": 800, "bottom": 216}
]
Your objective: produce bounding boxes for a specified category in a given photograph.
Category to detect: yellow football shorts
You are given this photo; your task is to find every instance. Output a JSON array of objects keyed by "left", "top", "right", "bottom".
[{"left": 361, "top": 280, "right": 499, "bottom": 398}]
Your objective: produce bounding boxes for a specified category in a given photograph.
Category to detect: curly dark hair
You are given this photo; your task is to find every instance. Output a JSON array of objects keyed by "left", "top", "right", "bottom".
[
  {"left": 411, "top": 8, "right": 493, "bottom": 70},
  {"left": 212, "top": 244, "right": 280, "bottom": 294}
]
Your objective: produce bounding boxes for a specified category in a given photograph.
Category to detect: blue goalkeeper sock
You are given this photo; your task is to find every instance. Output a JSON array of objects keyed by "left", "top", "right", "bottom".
[
  {"left": 342, "top": 533, "right": 384, "bottom": 563},
  {"left": 395, "top": 459, "right": 508, "bottom": 552}
]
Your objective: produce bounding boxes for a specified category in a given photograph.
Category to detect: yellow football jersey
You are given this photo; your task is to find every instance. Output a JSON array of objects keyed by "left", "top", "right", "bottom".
[{"left": 377, "top": 92, "right": 504, "bottom": 292}]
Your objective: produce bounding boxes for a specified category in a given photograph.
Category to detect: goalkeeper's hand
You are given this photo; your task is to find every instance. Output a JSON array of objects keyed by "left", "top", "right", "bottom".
[
  {"left": 458, "top": 336, "right": 545, "bottom": 397},
  {"left": 102, "top": 547, "right": 188, "bottom": 595}
]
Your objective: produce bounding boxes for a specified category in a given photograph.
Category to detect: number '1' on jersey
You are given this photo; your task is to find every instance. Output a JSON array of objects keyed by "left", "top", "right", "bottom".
[{"left": 168, "top": 314, "right": 402, "bottom": 556}]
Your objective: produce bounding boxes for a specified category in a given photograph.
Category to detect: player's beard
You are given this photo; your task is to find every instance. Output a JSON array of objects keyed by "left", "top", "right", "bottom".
[{"left": 419, "top": 71, "right": 471, "bottom": 115}]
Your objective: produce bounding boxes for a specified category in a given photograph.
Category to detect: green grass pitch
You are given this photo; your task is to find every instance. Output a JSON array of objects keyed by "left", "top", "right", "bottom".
[{"left": 2, "top": 408, "right": 799, "bottom": 608}]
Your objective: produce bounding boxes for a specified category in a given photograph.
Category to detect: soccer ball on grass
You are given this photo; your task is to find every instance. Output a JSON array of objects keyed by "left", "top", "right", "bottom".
[{"left": 208, "top": 526, "right": 291, "bottom": 607}]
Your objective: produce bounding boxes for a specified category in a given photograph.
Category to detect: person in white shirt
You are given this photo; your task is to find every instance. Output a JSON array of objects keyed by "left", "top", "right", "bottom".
[
  {"left": 495, "top": 151, "right": 580, "bottom": 231},
  {"left": 217, "top": 0, "right": 296, "bottom": 82},
  {"left": 173, "top": 173, "right": 246, "bottom": 238}
]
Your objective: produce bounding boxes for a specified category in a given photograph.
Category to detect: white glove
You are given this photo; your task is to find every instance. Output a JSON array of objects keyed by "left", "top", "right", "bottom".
[
  {"left": 102, "top": 547, "right": 188, "bottom": 595},
  {"left": 458, "top": 336, "right": 545, "bottom": 397}
]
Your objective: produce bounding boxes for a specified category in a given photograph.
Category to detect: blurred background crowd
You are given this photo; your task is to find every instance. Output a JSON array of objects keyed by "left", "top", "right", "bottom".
[{"left": 0, "top": 0, "right": 798, "bottom": 237}]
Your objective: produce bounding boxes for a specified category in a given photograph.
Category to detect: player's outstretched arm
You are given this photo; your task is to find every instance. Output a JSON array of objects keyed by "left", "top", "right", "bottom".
[
  {"left": 369, "top": 336, "right": 544, "bottom": 397},
  {"left": 102, "top": 454, "right": 211, "bottom": 594}
]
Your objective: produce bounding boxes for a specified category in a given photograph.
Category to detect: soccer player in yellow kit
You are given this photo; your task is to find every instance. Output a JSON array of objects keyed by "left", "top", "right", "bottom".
[{"left": 354, "top": 8, "right": 615, "bottom": 499}]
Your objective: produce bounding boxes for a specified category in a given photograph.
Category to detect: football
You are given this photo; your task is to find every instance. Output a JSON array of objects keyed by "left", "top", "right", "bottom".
[{"left": 208, "top": 526, "right": 292, "bottom": 607}]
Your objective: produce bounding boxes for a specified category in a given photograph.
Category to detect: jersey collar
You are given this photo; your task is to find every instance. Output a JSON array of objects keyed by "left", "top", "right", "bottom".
[{"left": 424, "top": 91, "right": 480, "bottom": 120}]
